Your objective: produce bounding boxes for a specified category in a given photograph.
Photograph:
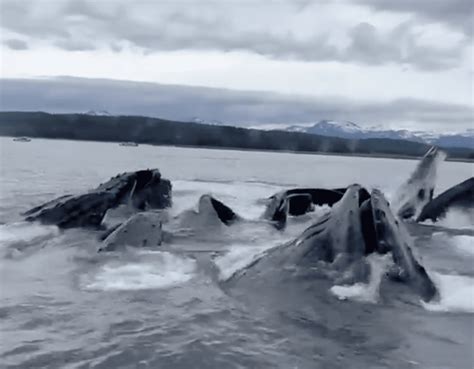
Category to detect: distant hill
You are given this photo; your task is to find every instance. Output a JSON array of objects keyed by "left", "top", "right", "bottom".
[
  {"left": 283, "top": 120, "right": 474, "bottom": 149},
  {"left": 0, "top": 111, "right": 473, "bottom": 160}
]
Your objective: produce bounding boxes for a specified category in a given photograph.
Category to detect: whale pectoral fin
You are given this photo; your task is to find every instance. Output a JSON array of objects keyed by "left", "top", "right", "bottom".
[
  {"left": 98, "top": 223, "right": 122, "bottom": 241},
  {"left": 210, "top": 197, "right": 238, "bottom": 225}
]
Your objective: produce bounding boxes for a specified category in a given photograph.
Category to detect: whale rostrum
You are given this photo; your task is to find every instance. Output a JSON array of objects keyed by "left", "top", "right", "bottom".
[{"left": 23, "top": 169, "right": 172, "bottom": 228}]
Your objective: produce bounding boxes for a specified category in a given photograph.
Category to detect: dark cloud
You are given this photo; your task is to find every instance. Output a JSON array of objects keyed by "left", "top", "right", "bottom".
[
  {"left": 0, "top": 0, "right": 467, "bottom": 70},
  {"left": 357, "top": 0, "right": 473, "bottom": 37},
  {"left": 3, "top": 39, "right": 28, "bottom": 50},
  {"left": 0, "top": 77, "right": 471, "bottom": 131},
  {"left": 346, "top": 21, "right": 463, "bottom": 70}
]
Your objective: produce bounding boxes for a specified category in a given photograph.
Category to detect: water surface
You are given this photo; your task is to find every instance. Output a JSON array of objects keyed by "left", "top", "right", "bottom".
[{"left": 0, "top": 138, "right": 473, "bottom": 369}]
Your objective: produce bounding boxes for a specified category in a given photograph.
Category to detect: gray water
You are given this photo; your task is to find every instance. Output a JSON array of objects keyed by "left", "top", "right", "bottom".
[{"left": 0, "top": 138, "right": 473, "bottom": 369}]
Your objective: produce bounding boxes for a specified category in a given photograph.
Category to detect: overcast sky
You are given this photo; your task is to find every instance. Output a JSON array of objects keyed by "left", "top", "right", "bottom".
[{"left": 0, "top": 0, "right": 472, "bottom": 132}]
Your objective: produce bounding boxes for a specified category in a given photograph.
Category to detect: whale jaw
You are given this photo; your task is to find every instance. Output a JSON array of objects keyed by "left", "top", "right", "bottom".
[
  {"left": 370, "top": 189, "right": 438, "bottom": 302},
  {"left": 393, "top": 146, "right": 446, "bottom": 220}
]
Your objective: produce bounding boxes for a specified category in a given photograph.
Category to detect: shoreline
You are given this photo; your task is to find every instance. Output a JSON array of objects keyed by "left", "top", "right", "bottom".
[{"left": 3, "top": 135, "right": 473, "bottom": 163}]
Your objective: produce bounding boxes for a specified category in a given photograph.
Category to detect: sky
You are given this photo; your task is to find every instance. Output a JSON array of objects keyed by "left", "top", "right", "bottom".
[{"left": 0, "top": 0, "right": 473, "bottom": 132}]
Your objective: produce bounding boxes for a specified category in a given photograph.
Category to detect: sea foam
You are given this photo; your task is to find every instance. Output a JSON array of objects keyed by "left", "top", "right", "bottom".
[
  {"left": 83, "top": 251, "right": 196, "bottom": 291},
  {"left": 330, "top": 254, "right": 390, "bottom": 303},
  {"left": 422, "top": 272, "right": 474, "bottom": 313}
]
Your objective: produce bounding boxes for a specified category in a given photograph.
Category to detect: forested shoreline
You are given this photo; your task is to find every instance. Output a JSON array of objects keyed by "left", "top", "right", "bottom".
[{"left": 1, "top": 111, "right": 473, "bottom": 160}]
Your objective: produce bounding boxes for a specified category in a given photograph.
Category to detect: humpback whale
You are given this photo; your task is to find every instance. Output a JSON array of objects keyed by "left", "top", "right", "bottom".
[
  {"left": 417, "top": 177, "right": 474, "bottom": 223},
  {"left": 23, "top": 169, "right": 172, "bottom": 228},
  {"left": 393, "top": 146, "right": 446, "bottom": 219},
  {"left": 225, "top": 185, "right": 438, "bottom": 302}
]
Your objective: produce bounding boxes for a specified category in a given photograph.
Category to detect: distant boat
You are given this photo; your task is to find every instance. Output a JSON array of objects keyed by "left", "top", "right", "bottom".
[
  {"left": 119, "top": 142, "right": 139, "bottom": 147},
  {"left": 13, "top": 137, "right": 31, "bottom": 142}
]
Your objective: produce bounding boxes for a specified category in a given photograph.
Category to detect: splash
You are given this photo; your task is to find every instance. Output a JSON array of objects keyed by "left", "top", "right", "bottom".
[
  {"left": 422, "top": 272, "right": 474, "bottom": 313},
  {"left": 330, "top": 254, "right": 390, "bottom": 303},
  {"left": 82, "top": 252, "right": 196, "bottom": 291},
  {"left": 422, "top": 208, "right": 474, "bottom": 230},
  {"left": 0, "top": 222, "right": 58, "bottom": 248}
]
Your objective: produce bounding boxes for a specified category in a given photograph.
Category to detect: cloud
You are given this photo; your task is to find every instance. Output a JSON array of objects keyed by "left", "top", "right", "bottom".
[
  {"left": 3, "top": 39, "right": 28, "bottom": 50},
  {"left": 346, "top": 21, "right": 465, "bottom": 70},
  {"left": 0, "top": 77, "right": 471, "bottom": 132},
  {"left": 357, "top": 0, "right": 473, "bottom": 37},
  {"left": 0, "top": 0, "right": 468, "bottom": 70}
]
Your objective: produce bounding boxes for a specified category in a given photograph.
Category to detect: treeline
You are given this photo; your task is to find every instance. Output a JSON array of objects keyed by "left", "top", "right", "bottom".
[{"left": 0, "top": 111, "right": 473, "bottom": 160}]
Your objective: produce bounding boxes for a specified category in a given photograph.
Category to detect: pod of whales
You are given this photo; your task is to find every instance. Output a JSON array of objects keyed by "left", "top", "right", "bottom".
[
  {"left": 225, "top": 185, "right": 437, "bottom": 302},
  {"left": 22, "top": 147, "right": 473, "bottom": 304}
]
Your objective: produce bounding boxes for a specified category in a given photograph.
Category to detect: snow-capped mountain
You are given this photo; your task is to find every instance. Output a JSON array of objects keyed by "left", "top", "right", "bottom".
[
  {"left": 190, "top": 117, "right": 224, "bottom": 125},
  {"left": 84, "top": 110, "right": 111, "bottom": 116},
  {"left": 285, "top": 120, "right": 473, "bottom": 148}
]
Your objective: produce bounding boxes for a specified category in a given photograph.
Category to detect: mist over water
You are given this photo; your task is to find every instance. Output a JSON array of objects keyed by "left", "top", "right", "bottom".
[{"left": 0, "top": 138, "right": 473, "bottom": 369}]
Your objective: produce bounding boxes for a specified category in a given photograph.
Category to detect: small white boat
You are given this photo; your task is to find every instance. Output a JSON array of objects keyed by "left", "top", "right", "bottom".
[
  {"left": 13, "top": 137, "right": 32, "bottom": 142},
  {"left": 119, "top": 142, "right": 139, "bottom": 147}
]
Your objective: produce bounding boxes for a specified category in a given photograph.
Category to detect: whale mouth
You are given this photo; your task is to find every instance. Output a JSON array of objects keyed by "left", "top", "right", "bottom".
[
  {"left": 393, "top": 146, "right": 446, "bottom": 220},
  {"left": 370, "top": 189, "right": 438, "bottom": 302},
  {"left": 249, "top": 185, "right": 440, "bottom": 303}
]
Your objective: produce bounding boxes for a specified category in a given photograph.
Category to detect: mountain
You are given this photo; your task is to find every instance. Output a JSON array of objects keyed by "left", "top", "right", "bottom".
[
  {"left": 191, "top": 117, "right": 224, "bottom": 125},
  {"left": 285, "top": 120, "right": 473, "bottom": 148},
  {"left": 84, "top": 110, "right": 111, "bottom": 116},
  {"left": 1, "top": 111, "right": 473, "bottom": 160}
]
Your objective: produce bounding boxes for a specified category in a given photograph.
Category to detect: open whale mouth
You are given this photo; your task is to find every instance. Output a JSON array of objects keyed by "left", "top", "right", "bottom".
[
  {"left": 393, "top": 146, "right": 446, "bottom": 220},
  {"left": 271, "top": 185, "right": 439, "bottom": 303}
]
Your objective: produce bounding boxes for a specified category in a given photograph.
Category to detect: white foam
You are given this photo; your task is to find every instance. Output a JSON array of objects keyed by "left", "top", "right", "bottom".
[
  {"left": 422, "top": 272, "right": 474, "bottom": 313},
  {"left": 83, "top": 252, "right": 196, "bottom": 291},
  {"left": 428, "top": 208, "right": 474, "bottom": 230},
  {"left": 0, "top": 222, "right": 59, "bottom": 246},
  {"left": 330, "top": 254, "right": 390, "bottom": 303}
]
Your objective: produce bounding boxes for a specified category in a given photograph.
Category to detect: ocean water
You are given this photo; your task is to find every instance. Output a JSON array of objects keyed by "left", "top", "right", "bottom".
[{"left": 0, "top": 137, "right": 473, "bottom": 369}]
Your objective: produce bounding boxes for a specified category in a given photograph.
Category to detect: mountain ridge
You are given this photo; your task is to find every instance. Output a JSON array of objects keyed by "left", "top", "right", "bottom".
[
  {"left": 283, "top": 120, "right": 473, "bottom": 148},
  {"left": 0, "top": 111, "right": 472, "bottom": 160}
]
